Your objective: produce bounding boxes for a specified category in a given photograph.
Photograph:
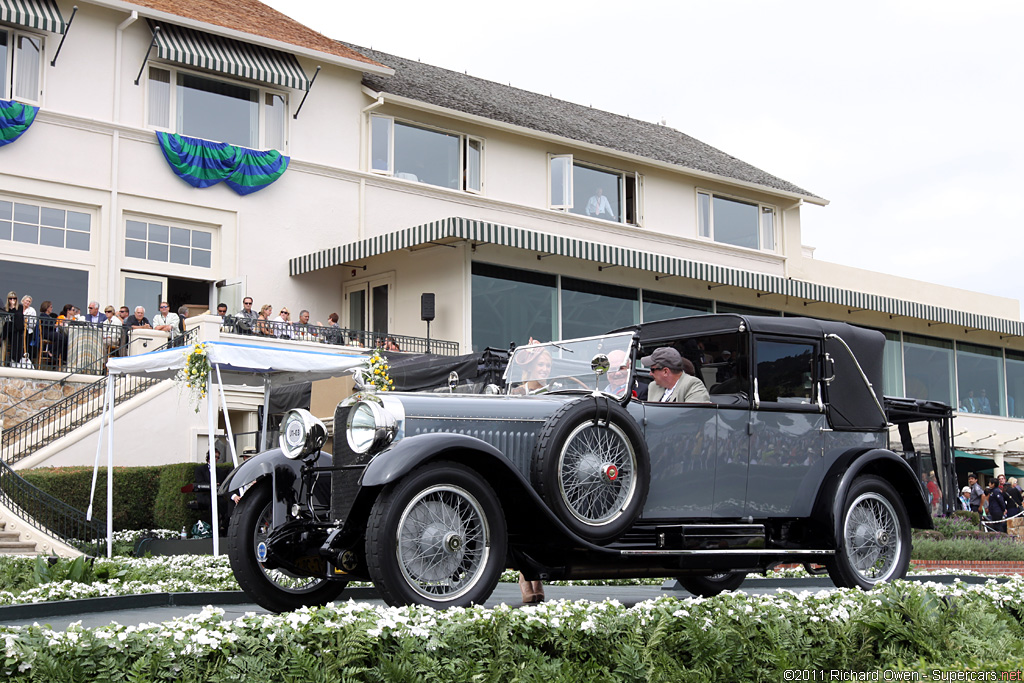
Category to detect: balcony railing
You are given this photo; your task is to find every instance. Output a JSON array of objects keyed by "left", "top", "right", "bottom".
[{"left": 221, "top": 316, "right": 459, "bottom": 355}]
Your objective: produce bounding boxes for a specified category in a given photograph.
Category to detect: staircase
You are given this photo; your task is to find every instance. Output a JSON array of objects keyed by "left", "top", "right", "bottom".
[{"left": 0, "top": 520, "right": 38, "bottom": 556}]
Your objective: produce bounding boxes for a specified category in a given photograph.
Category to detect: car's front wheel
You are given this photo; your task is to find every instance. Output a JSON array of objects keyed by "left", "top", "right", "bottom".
[
  {"left": 366, "top": 461, "right": 507, "bottom": 608},
  {"left": 227, "top": 481, "right": 346, "bottom": 613},
  {"left": 826, "top": 475, "right": 910, "bottom": 589},
  {"left": 677, "top": 571, "right": 747, "bottom": 597}
]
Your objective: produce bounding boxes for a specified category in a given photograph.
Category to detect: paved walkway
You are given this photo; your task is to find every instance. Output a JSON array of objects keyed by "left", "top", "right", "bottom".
[{"left": 0, "top": 574, "right": 1000, "bottom": 631}]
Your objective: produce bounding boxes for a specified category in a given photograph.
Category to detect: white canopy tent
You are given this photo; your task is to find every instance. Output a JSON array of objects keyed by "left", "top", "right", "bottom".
[{"left": 89, "top": 341, "right": 367, "bottom": 556}]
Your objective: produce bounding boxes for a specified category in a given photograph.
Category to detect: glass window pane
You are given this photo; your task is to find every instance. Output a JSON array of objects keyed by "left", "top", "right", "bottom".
[
  {"left": 170, "top": 245, "right": 190, "bottom": 265},
  {"left": 148, "top": 67, "right": 171, "bottom": 128},
  {"left": 13, "top": 223, "right": 38, "bottom": 243},
  {"left": 40, "top": 207, "right": 64, "bottom": 227},
  {"left": 697, "top": 192, "right": 711, "bottom": 238},
  {"left": 14, "top": 34, "right": 41, "bottom": 101},
  {"left": 170, "top": 227, "right": 191, "bottom": 246},
  {"left": 0, "top": 199, "right": 10, "bottom": 219},
  {"left": 264, "top": 92, "right": 286, "bottom": 150},
  {"left": 642, "top": 290, "right": 712, "bottom": 322},
  {"left": 177, "top": 72, "right": 257, "bottom": 147},
  {"left": 0, "top": 221, "right": 10, "bottom": 240},
  {"left": 756, "top": 341, "right": 815, "bottom": 404},
  {"left": 760, "top": 207, "right": 775, "bottom": 251},
  {"left": 712, "top": 196, "right": 759, "bottom": 249},
  {"left": 191, "top": 249, "right": 211, "bottom": 268},
  {"left": 561, "top": 277, "right": 638, "bottom": 340},
  {"left": 148, "top": 224, "right": 169, "bottom": 243},
  {"left": 126, "top": 220, "right": 147, "bottom": 240},
  {"left": 1006, "top": 351, "right": 1024, "bottom": 419},
  {"left": 0, "top": 30, "right": 8, "bottom": 98},
  {"left": 125, "top": 239, "right": 147, "bottom": 259},
  {"left": 148, "top": 242, "right": 169, "bottom": 261},
  {"left": 956, "top": 342, "right": 1005, "bottom": 416},
  {"left": 65, "top": 230, "right": 89, "bottom": 251},
  {"left": 471, "top": 262, "right": 556, "bottom": 352},
  {"left": 550, "top": 156, "right": 570, "bottom": 208},
  {"left": 880, "top": 330, "right": 904, "bottom": 397},
  {"left": 393, "top": 121, "right": 460, "bottom": 189},
  {"left": 39, "top": 226, "right": 63, "bottom": 247},
  {"left": 716, "top": 302, "right": 780, "bottom": 316},
  {"left": 571, "top": 164, "right": 620, "bottom": 222},
  {"left": 371, "top": 115, "right": 391, "bottom": 172},
  {"left": 192, "top": 230, "right": 211, "bottom": 249},
  {"left": 66, "top": 211, "right": 90, "bottom": 232},
  {"left": 466, "top": 138, "right": 482, "bottom": 192},
  {"left": 14, "top": 203, "right": 38, "bottom": 224},
  {"left": 903, "top": 334, "right": 954, "bottom": 406}
]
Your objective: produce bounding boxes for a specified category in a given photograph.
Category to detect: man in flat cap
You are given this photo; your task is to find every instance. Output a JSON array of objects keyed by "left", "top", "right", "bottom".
[{"left": 641, "top": 347, "right": 710, "bottom": 403}]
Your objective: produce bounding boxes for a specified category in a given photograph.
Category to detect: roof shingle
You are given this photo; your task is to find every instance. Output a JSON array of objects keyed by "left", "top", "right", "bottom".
[{"left": 344, "top": 42, "right": 819, "bottom": 200}]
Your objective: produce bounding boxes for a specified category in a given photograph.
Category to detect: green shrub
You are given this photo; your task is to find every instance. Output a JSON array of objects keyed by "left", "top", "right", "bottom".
[
  {"left": 931, "top": 513, "right": 979, "bottom": 537},
  {"left": 912, "top": 536, "right": 1024, "bottom": 561},
  {"left": 152, "top": 462, "right": 232, "bottom": 531},
  {"left": 951, "top": 509, "right": 981, "bottom": 527},
  {"left": 21, "top": 466, "right": 161, "bottom": 530}
]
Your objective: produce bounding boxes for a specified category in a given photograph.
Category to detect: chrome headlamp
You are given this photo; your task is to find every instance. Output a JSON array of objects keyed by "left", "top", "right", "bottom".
[
  {"left": 346, "top": 399, "right": 397, "bottom": 455},
  {"left": 279, "top": 409, "right": 327, "bottom": 460}
]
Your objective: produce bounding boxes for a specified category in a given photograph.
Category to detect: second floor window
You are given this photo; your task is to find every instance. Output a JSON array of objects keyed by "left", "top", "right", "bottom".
[
  {"left": 147, "top": 66, "right": 287, "bottom": 151},
  {"left": 371, "top": 115, "right": 482, "bottom": 193},
  {"left": 549, "top": 155, "right": 641, "bottom": 226},
  {"left": 0, "top": 27, "right": 42, "bottom": 103},
  {"left": 697, "top": 191, "right": 776, "bottom": 251}
]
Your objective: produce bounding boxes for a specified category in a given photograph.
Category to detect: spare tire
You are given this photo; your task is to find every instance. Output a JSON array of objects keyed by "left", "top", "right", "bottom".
[{"left": 531, "top": 397, "right": 649, "bottom": 543}]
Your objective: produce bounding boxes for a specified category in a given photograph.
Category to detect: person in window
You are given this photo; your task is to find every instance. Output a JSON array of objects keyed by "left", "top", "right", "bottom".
[
  {"left": 585, "top": 187, "right": 615, "bottom": 220},
  {"left": 641, "top": 347, "right": 710, "bottom": 403},
  {"left": 977, "top": 389, "right": 992, "bottom": 415}
]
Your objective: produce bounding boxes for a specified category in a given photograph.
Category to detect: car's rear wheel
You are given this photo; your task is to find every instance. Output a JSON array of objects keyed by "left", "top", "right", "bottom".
[
  {"left": 533, "top": 398, "right": 649, "bottom": 543},
  {"left": 677, "top": 571, "right": 747, "bottom": 597},
  {"left": 227, "top": 481, "right": 346, "bottom": 613},
  {"left": 366, "top": 461, "right": 506, "bottom": 608},
  {"left": 826, "top": 475, "right": 910, "bottom": 589}
]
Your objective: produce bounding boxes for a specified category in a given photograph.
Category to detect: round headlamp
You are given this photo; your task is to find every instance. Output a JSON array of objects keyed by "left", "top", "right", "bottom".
[
  {"left": 346, "top": 400, "right": 397, "bottom": 455},
  {"left": 279, "top": 409, "right": 327, "bottom": 460}
]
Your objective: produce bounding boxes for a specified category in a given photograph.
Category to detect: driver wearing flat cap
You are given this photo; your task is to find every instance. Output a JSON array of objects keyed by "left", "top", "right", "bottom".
[{"left": 641, "top": 347, "right": 710, "bottom": 404}]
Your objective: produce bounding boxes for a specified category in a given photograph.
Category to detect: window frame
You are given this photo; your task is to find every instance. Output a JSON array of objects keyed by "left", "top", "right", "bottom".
[
  {"left": 1, "top": 26, "right": 44, "bottom": 104},
  {"left": 548, "top": 154, "right": 643, "bottom": 226},
  {"left": 145, "top": 63, "right": 289, "bottom": 152},
  {"left": 369, "top": 114, "right": 485, "bottom": 194},
  {"left": 752, "top": 335, "right": 821, "bottom": 411},
  {"left": 0, "top": 195, "right": 92, "bottom": 253},
  {"left": 696, "top": 189, "right": 778, "bottom": 252},
  {"left": 122, "top": 215, "right": 216, "bottom": 277}
]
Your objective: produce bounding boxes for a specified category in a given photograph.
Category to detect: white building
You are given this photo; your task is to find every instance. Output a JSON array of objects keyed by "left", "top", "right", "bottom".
[{"left": 1, "top": 0, "right": 1022, "bottom": 476}]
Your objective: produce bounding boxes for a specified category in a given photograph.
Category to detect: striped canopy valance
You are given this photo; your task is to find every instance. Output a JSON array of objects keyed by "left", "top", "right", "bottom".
[
  {"left": 151, "top": 21, "right": 308, "bottom": 90},
  {"left": 0, "top": 0, "right": 65, "bottom": 33},
  {"left": 289, "top": 216, "right": 1024, "bottom": 338}
]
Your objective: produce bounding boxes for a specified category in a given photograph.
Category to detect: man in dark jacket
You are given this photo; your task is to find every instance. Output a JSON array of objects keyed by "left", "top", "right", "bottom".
[
  {"left": 986, "top": 480, "right": 1008, "bottom": 533},
  {"left": 1003, "top": 477, "right": 1023, "bottom": 521}
]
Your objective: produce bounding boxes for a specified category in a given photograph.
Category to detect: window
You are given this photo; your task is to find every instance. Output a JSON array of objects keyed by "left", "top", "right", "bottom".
[
  {"left": 903, "top": 334, "right": 954, "bottom": 406},
  {"left": 147, "top": 66, "right": 287, "bottom": 150},
  {"left": 697, "top": 191, "right": 776, "bottom": 251},
  {"left": 0, "top": 27, "right": 42, "bottom": 102},
  {"left": 549, "top": 155, "right": 640, "bottom": 225},
  {"left": 880, "top": 329, "right": 905, "bottom": 397},
  {"left": 642, "top": 291, "right": 712, "bottom": 323},
  {"left": 1005, "top": 350, "right": 1024, "bottom": 419},
  {"left": 471, "top": 263, "right": 556, "bottom": 352},
  {"left": 560, "top": 278, "right": 639, "bottom": 340},
  {"left": 370, "top": 115, "right": 482, "bottom": 192},
  {"left": 125, "top": 219, "right": 212, "bottom": 268},
  {"left": 956, "top": 342, "right": 1005, "bottom": 416},
  {"left": 755, "top": 339, "right": 816, "bottom": 405},
  {"left": 0, "top": 198, "right": 90, "bottom": 251}
]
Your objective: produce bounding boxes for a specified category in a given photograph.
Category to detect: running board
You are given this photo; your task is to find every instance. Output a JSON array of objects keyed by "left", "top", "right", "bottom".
[{"left": 619, "top": 548, "right": 835, "bottom": 556}]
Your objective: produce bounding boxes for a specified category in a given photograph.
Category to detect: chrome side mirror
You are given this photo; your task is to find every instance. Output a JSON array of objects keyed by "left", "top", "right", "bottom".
[{"left": 591, "top": 353, "right": 610, "bottom": 376}]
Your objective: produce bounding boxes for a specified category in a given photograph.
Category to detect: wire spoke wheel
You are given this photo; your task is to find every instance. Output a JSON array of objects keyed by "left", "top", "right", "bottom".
[
  {"left": 558, "top": 421, "right": 637, "bottom": 526},
  {"left": 842, "top": 492, "right": 900, "bottom": 582}
]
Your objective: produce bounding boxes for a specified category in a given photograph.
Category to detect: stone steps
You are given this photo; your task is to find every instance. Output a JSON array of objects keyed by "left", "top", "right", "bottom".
[{"left": 0, "top": 521, "right": 38, "bottom": 555}]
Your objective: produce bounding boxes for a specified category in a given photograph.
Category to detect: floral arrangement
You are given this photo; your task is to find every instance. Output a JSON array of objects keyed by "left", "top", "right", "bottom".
[
  {"left": 178, "top": 342, "right": 212, "bottom": 411},
  {"left": 366, "top": 349, "right": 394, "bottom": 391}
]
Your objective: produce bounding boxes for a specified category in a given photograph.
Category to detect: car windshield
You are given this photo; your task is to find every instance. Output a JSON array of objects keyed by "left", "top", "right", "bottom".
[{"left": 503, "top": 332, "right": 635, "bottom": 397}]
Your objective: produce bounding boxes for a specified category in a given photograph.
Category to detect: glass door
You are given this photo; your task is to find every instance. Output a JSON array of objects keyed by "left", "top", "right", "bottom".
[
  {"left": 215, "top": 277, "right": 245, "bottom": 316},
  {"left": 344, "top": 276, "right": 393, "bottom": 343},
  {"left": 122, "top": 272, "right": 166, "bottom": 318}
]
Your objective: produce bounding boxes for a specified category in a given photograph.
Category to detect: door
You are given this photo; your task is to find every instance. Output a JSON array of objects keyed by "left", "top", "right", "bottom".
[
  {"left": 344, "top": 275, "right": 392, "bottom": 339},
  {"left": 122, "top": 272, "right": 165, "bottom": 318},
  {"left": 216, "top": 277, "right": 245, "bottom": 316}
]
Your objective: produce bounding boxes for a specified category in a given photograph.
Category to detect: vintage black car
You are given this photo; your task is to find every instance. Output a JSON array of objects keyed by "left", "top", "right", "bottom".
[{"left": 221, "top": 314, "right": 949, "bottom": 612}]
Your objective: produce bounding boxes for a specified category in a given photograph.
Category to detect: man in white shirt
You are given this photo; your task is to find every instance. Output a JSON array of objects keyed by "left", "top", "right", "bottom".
[
  {"left": 152, "top": 301, "right": 181, "bottom": 340},
  {"left": 641, "top": 347, "right": 710, "bottom": 403},
  {"left": 585, "top": 187, "right": 616, "bottom": 220}
]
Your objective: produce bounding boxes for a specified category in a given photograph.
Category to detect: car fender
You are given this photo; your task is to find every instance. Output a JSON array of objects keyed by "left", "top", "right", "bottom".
[
  {"left": 219, "top": 448, "right": 333, "bottom": 527},
  {"left": 812, "top": 448, "right": 931, "bottom": 544},
  {"left": 359, "top": 432, "right": 610, "bottom": 551}
]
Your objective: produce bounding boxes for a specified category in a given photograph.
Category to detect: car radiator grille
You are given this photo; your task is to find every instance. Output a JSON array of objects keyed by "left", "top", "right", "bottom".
[{"left": 410, "top": 425, "right": 537, "bottom": 478}]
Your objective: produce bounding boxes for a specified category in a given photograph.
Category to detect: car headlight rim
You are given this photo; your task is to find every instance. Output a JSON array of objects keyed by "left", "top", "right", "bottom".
[
  {"left": 346, "top": 400, "right": 397, "bottom": 455},
  {"left": 279, "top": 408, "right": 327, "bottom": 460}
]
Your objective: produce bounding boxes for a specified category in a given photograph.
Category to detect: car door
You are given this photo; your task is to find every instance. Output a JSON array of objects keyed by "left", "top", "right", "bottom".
[
  {"left": 745, "top": 336, "right": 826, "bottom": 517},
  {"left": 637, "top": 401, "right": 718, "bottom": 519}
]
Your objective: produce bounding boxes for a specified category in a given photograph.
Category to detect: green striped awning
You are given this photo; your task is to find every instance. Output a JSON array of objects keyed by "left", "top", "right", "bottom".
[
  {"left": 151, "top": 22, "right": 308, "bottom": 90},
  {"left": 289, "top": 217, "right": 1024, "bottom": 338},
  {"left": 0, "top": 0, "right": 65, "bottom": 33}
]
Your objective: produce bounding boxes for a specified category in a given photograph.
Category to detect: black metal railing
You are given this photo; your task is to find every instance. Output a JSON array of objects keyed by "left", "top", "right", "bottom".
[
  {"left": 221, "top": 317, "right": 459, "bottom": 355},
  {"left": 0, "top": 459, "right": 104, "bottom": 555},
  {"left": 1, "top": 328, "right": 198, "bottom": 465},
  {"left": 0, "top": 312, "right": 148, "bottom": 376}
]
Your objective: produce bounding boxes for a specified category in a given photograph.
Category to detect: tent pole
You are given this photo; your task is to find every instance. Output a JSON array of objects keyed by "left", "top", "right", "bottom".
[
  {"left": 208, "top": 373, "right": 220, "bottom": 556},
  {"left": 86, "top": 377, "right": 111, "bottom": 522},
  {"left": 106, "top": 376, "right": 115, "bottom": 559},
  {"left": 215, "top": 365, "right": 239, "bottom": 468},
  {"left": 261, "top": 376, "right": 271, "bottom": 451}
]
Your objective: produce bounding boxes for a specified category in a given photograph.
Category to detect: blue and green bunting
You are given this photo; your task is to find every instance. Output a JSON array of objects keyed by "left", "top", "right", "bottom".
[
  {"left": 0, "top": 100, "right": 39, "bottom": 148},
  {"left": 156, "top": 132, "right": 289, "bottom": 195}
]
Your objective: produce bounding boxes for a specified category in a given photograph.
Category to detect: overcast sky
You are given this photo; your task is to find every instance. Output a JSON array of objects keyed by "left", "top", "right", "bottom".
[{"left": 265, "top": 0, "right": 1024, "bottom": 309}]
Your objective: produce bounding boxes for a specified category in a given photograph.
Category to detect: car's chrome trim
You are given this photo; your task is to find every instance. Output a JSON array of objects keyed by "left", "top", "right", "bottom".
[
  {"left": 618, "top": 549, "right": 835, "bottom": 556},
  {"left": 405, "top": 415, "right": 547, "bottom": 423}
]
